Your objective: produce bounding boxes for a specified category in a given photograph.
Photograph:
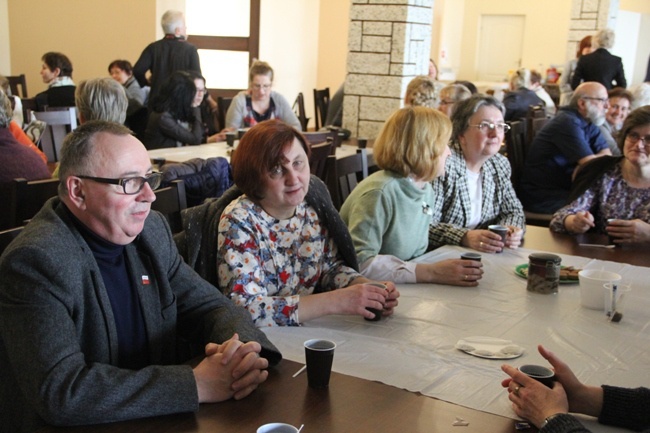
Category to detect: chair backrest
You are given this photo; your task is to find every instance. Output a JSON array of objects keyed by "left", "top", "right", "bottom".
[
  {"left": 151, "top": 179, "right": 188, "bottom": 234},
  {"left": 10, "top": 177, "right": 60, "bottom": 228},
  {"left": 525, "top": 104, "right": 548, "bottom": 148},
  {"left": 33, "top": 107, "right": 78, "bottom": 163},
  {"left": 303, "top": 130, "right": 334, "bottom": 147},
  {"left": 308, "top": 140, "right": 334, "bottom": 181},
  {"left": 325, "top": 148, "right": 369, "bottom": 210},
  {"left": 6, "top": 74, "right": 28, "bottom": 98},
  {"left": 313, "top": 87, "right": 330, "bottom": 130},
  {"left": 21, "top": 97, "right": 38, "bottom": 124},
  {"left": 293, "top": 92, "right": 310, "bottom": 131},
  {"left": 504, "top": 120, "right": 526, "bottom": 194},
  {"left": 0, "top": 226, "right": 24, "bottom": 255},
  {"left": 216, "top": 96, "right": 233, "bottom": 131}
]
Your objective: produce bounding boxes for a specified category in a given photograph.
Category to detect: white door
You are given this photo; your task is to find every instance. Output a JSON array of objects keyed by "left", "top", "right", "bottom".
[{"left": 477, "top": 15, "right": 525, "bottom": 82}]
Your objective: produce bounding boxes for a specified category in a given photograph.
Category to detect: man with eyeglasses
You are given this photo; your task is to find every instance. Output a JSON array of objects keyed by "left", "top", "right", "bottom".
[
  {"left": 520, "top": 82, "right": 612, "bottom": 214},
  {"left": 599, "top": 87, "right": 633, "bottom": 156},
  {"left": 0, "top": 121, "right": 281, "bottom": 433}
]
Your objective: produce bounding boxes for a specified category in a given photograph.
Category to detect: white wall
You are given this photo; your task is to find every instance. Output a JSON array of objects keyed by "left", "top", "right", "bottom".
[
  {"left": 0, "top": 0, "right": 10, "bottom": 75},
  {"left": 260, "top": 0, "right": 320, "bottom": 127}
]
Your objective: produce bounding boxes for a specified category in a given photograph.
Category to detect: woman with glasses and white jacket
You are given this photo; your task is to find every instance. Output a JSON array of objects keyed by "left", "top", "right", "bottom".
[
  {"left": 428, "top": 95, "right": 526, "bottom": 253},
  {"left": 225, "top": 60, "right": 302, "bottom": 131}
]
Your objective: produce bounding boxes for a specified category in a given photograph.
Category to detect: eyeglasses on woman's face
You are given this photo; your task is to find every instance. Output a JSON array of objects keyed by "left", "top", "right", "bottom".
[
  {"left": 468, "top": 122, "right": 510, "bottom": 133},
  {"left": 626, "top": 131, "right": 650, "bottom": 147}
]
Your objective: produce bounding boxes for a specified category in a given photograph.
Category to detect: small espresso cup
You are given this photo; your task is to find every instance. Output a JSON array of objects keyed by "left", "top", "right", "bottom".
[
  {"left": 488, "top": 224, "right": 508, "bottom": 253},
  {"left": 518, "top": 364, "right": 555, "bottom": 388},
  {"left": 460, "top": 252, "right": 482, "bottom": 262},
  {"left": 364, "top": 283, "right": 387, "bottom": 321},
  {"left": 225, "top": 132, "right": 236, "bottom": 147}
]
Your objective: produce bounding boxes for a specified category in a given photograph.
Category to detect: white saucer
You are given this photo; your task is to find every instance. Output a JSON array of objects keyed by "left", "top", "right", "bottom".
[{"left": 455, "top": 336, "right": 524, "bottom": 359}]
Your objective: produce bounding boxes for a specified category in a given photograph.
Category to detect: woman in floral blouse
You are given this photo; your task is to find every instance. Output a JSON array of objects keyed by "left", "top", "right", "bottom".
[
  {"left": 217, "top": 120, "right": 399, "bottom": 327},
  {"left": 550, "top": 105, "right": 650, "bottom": 244}
]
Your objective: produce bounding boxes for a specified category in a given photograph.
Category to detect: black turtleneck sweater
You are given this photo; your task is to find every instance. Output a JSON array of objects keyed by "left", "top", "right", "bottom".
[{"left": 67, "top": 207, "right": 149, "bottom": 369}]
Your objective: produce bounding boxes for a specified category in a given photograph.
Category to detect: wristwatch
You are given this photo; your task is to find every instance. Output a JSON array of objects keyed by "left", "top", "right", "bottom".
[{"left": 540, "top": 413, "right": 563, "bottom": 429}]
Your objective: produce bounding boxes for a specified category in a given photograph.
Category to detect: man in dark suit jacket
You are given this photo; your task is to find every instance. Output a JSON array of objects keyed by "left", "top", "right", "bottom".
[
  {"left": 0, "top": 121, "right": 280, "bottom": 433},
  {"left": 571, "top": 28, "right": 626, "bottom": 90}
]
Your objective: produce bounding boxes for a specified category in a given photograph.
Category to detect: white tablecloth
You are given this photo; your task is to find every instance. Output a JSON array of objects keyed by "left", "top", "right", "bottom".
[
  {"left": 264, "top": 245, "right": 650, "bottom": 432},
  {"left": 147, "top": 142, "right": 367, "bottom": 164}
]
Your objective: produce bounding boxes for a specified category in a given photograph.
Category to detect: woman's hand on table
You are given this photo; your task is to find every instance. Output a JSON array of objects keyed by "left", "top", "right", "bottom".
[
  {"left": 501, "top": 363, "right": 569, "bottom": 428},
  {"left": 505, "top": 226, "right": 524, "bottom": 249},
  {"left": 207, "top": 127, "right": 236, "bottom": 143},
  {"left": 324, "top": 282, "right": 394, "bottom": 319},
  {"left": 462, "top": 229, "right": 504, "bottom": 253},
  {"left": 564, "top": 211, "right": 594, "bottom": 234},
  {"left": 608, "top": 218, "right": 650, "bottom": 244},
  {"left": 415, "top": 259, "right": 483, "bottom": 286}
]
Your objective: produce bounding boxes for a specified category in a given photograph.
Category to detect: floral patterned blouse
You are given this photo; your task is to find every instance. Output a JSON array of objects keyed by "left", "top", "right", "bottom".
[
  {"left": 550, "top": 163, "right": 650, "bottom": 233},
  {"left": 217, "top": 196, "right": 361, "bottom": 327}
]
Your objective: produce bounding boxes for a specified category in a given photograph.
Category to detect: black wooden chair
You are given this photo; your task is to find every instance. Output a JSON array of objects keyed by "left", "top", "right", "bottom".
[
  {"left": 313, "top": 87, "right": 330, "bottom": 130},
  {"left": 6, "top": 74, "right": 28, "bottom": 98},
  {"left": 151, "top": 180, "right": 188, "bottom": 234},
  {"left": 504, "top": 120, "right": 526, "bottom": 194},
  {"left": 308, "top": 140, "right": 334, "bottom": 181},
  {"left": 325, "top": 148, "right": 369, "bottom": 210},
  {"left": 9, "top": 177, "right": 60, "bottom": 228},
  {"left": 293, "top": 92, "right": 310, "bottom": 131},
  {"left": 216, "top": 96, "right": 233, "bottom": 131}
]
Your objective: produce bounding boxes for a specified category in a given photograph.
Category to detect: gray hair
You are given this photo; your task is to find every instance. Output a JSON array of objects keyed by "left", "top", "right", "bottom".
[
  {"left": 593, "top": 28, "right": 615, "bottom": 50},
  {"left": 75, "top": 78, "right": 128, "bottom": 124},
  {"left": 510, "top": 68, "right": 531, "bottom": 90},
  {"left": 440, "top": 83, "right": 472, "bottom": 103},
  {"left": 161, "top": 10, "right": 185, "bottom": 35},
  {"left": 58, "top": 121, "right": 132, "bottom": 196},
  {"left": 0, "top": 89, "right": 11, "bottom": 128},
  {"left": 450, "top": 94, "right": 505, "bottom": 142},
  {"left": 630, "top": 83, "right": 650, "bottom": 110}
]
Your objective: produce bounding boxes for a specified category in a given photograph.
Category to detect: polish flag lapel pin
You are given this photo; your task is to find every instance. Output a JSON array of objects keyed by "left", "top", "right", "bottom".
[{"left": 142, "top": 275, "right": 150, "bottom": 285}]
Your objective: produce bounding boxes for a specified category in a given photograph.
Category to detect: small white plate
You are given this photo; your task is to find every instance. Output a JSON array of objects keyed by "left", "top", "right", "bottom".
[{"left": 455, "top": 336, "right": 524, "bottom": 360}]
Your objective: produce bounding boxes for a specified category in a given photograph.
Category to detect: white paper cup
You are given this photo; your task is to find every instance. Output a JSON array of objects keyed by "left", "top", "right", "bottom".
[
  {"left": 578, "top": 270, "right": 621, "bottom": 310},
  {"left": 257, "top": 423, "right": 299, "bottom": 433}
]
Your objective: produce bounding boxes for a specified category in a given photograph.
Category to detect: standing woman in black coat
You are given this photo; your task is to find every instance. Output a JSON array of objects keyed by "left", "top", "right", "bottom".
[{"left": 571, "top": 28, "right": 626, "bottom": 90}]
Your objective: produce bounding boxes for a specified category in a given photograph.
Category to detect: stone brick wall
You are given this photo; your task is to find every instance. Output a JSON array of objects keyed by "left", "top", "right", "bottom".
[
  {"left": 565, "top": 0, "right": 619, "bottom": 60},
  {"left": 343, "top": 0, "right": 433, "bottom": 139}
]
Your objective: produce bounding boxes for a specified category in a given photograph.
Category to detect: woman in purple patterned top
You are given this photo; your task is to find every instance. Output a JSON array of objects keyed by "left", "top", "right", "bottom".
[
  {"left": 551, "top": 106, "right": 650, "bottom": 245},
  {"left": 217, "top": 120, "right": 399, "bottom": 327}
]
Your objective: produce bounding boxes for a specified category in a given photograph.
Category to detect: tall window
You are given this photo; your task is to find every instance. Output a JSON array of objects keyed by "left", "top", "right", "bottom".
[{"left": 186, "top": 0, "right": 260, "bottom": 97}]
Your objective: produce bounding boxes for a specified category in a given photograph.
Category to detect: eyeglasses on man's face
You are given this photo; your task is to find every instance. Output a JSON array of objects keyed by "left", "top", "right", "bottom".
[
  {"left": 469, "top": 122, "right": 510, "bottom": 133},
  {"left": 77, "top": 172, "right": 163, "bottom": 195},
  {"left": 252, "top": 84, "right": 271, "bottom": 90},
  {"left": 626, "top": 132, "right": 650, "bottom": 147},
  {"left": 582, "top": 96, "right": 609, "bottom": 105}
]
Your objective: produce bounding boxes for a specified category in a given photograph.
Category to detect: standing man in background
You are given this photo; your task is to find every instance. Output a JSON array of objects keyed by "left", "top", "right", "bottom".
[{"left": 133, "top": 10, "right": 201, "bottom": 109}]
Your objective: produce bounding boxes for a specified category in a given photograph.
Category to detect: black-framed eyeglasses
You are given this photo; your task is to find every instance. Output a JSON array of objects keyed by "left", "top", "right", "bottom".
[
  {"left": 469, "top": 122, "right": 511, "bottom": 133},
  {"left": 439, "top": 99, "right": 456, "bottom": 106},
  {"left": 582, "top": 97, "right": 608, "bottom": 104},
  {"left": 77, "top": 172, "right": 163, "bottom": 195},
  {"left": 626, "top": 132, "right": 650, "bottom": 147}
]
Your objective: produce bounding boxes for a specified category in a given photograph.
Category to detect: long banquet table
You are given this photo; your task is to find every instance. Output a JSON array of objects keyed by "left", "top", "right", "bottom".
[
  {"left": 147, "top": 141, "right": 369, "bottom": 164},
  {"left": 37, "top": 227, "right": 649, "bottom": 433}
]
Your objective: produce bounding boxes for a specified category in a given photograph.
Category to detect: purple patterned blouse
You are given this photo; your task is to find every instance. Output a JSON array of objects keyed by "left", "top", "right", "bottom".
[{"left": 550, "top": 163, "right": 650, "bottom": 233}]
